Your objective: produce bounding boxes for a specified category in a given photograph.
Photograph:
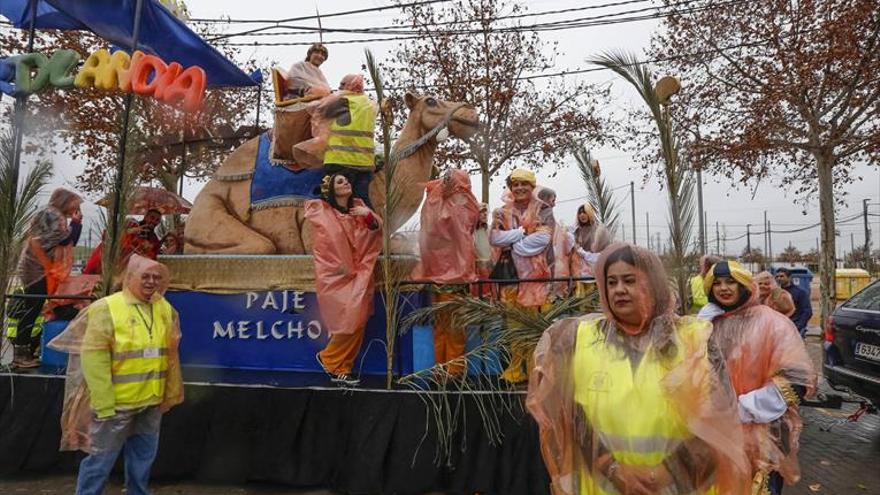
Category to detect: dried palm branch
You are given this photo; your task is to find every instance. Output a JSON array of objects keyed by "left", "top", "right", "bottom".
[
  {"left": 591, "top": 51, "right": 696, "bottom": 314},
  {"left": 99, "top": 149, "right": 139, "bottom": 296},
  {"left": 366, "top": 48, "right": 413, "bottom": 389},
  {"left": 574, "top": 146, "right": 620, "bottom": 235},
  {"left": 0, "top": 127, "right": 53, "bottom": 354},
  {"left": 397, "top": 291, "right": 599, "bottom": 462}
]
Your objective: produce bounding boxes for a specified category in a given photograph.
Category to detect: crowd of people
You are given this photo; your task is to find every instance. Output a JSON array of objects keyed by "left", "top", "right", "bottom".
[{"left": 2, "top": 42, "right": 820, "bottom": 495}]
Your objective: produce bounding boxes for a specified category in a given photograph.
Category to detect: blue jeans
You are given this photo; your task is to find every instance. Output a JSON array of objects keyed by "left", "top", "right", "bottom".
[{"left": 75, "top": 408, "right": 161, "bottom": 495}]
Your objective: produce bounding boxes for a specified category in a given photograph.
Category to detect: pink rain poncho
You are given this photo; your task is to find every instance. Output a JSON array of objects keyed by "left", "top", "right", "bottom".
[
  {"left": 415, "top": 169, "right": 480, "bottom": 284},
  {"left": 305, "top": 197, "right": 382, "bottom": 335},
  {"left": 18, "top": 188, "right": 81, "bottom": 293},
  {"left": 48, "top": 255, "right": 183, "bottom": 453},
  {"left": 527, "top": 243, "right": 750, "bottom": 495},
  {"left": 293, "top": 74, "right": 375, "bottom": 169},
  {"left": 703, "top": 263, "right": 817, "bottom": 489}
]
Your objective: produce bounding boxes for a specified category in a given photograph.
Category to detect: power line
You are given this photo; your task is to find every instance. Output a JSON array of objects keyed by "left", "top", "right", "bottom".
[
  {"left": 216, "top": 1, "right": 736, "bottom": 45},
  {"left": 188, "top": 0, "right": 453, "bottom": 24},
  {"left": 209, "top": 0, "right": 669, "bottom": 40}
]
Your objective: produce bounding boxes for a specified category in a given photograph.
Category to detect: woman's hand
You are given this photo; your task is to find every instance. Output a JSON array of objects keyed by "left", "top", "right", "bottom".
[
  {"left": 350, "top": 206, "right": 371, "bottom": 217},
  {"left": 609, "top": 464, "right": 671, "bottom": 495}
]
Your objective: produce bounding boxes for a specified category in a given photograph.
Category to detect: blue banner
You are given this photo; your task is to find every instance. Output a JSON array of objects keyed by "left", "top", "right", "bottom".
[{"left": 166, "top": 289, "right": 424, "bottom": 375}]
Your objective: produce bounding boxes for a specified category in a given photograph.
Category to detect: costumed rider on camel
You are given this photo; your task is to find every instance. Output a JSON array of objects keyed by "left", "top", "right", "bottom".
[{"left": 285, "top": 43, "right": 331, "bottom": 99}]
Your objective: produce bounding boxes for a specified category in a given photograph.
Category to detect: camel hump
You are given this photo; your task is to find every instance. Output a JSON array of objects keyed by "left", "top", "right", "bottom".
[{"left": 213, "top": 136, "right": 262, "bottom": 181}]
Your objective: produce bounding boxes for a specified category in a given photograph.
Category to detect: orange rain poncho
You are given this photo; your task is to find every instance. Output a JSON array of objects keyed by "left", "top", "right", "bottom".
[
  {"left": 703, "top": 262, "right": 817, "bottom": 489},
  {"left": 18, "top": 188, "right": 82, "bottom": 293},
  {"left": 305, "top": 197, "right": 382, "bottom": 335},
  {"left": 527, "top": 243, "right": 750, "bottom": 495},
  {"left": 293, "top": 74, "right": 375, "bottom": 169},
  {"left": 415, "top": 169, "right": 480, "bottom": 284},
  {"left": 48, "top": 255, "right": 183, "bottom": 453}
]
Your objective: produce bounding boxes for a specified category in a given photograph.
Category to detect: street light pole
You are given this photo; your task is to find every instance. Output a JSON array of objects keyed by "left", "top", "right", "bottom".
[{"left": 630, "top": 181, "right": 636, "bottom": 245}]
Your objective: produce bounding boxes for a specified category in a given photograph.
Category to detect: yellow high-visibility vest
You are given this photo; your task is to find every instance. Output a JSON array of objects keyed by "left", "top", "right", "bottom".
[
  {"left": 105, "top": 292, "right": 173, "bottom": 408},
  {"left": 573, "top": 317, "right": 714, "bottom": 494},
  {"left": 324, "top": 94, "right": 376, "bottom": 169}
]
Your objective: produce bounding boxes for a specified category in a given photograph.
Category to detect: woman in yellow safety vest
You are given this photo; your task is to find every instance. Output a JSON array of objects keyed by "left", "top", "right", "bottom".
[
  {"left": 49, "top": 254, "right": 183, "bottom": 495},
  {"left": 527, "top": 243, "right": 750, "bottom": 495}
]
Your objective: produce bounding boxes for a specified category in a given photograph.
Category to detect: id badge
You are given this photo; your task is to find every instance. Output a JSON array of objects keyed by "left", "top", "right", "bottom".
[{"left": 143, "top": 348, "right": 160, "bottom": 358}]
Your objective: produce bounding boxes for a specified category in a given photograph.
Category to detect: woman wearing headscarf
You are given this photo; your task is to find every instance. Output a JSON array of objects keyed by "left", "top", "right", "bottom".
[
  {"left": 48, "top": 254, "right": 183, "bottom": 495},
  {"left": 416, "top": 169, "right": 480, "bottom": 376},
  {"left": 13, "top": 188, "right": 83, "bottom": 368},
  {"left": 570, "top": 203, "right": 612, "bottom": 277},
  {"left": 306, "top": 173, "right": 382, "bottom": 386},
  {"left": 703, "top": 261, "right": 816, "bottom": 495},
  {"left": 527, "top": 243, "right": 750, "bottom": 495}
]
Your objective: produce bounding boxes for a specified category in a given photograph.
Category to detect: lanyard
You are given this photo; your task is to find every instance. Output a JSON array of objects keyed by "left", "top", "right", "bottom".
[{"left": 134, "top": 303, "right": 154, "bottom": 341}]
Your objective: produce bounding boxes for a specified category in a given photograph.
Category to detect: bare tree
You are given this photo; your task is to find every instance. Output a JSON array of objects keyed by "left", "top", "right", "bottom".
[
  {"left": 384, "top": 0, "right": 608, "bottom": 201},
  {"left": 649, "top": 0, "right": 880, "bottom": 326}
]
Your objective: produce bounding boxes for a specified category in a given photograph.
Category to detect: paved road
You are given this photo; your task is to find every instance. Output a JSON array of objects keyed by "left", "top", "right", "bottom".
[{"left": 2, "top": 337, "right": 878, "bottom": 495}]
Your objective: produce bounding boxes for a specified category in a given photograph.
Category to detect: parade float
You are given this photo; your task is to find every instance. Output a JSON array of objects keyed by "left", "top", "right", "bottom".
[{"left": 0, "top": 2, "right": 553, "bottom": 493}]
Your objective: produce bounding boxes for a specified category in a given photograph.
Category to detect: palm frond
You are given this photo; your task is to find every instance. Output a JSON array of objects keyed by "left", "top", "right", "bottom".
[
  {"left": 0, "top": 126, "right": 53, "bottom": 347},
  {"left": 99, "top": 150, "right": 139, "bottom": 295},
  {"left": 397, "top": 292, "right": 599, "bottom": 460},
  {"left": 573, "top": 146, "right": 620, "bottom": 235},
  {"left": 591, "top": 51, "right": 696, "bottom": 313}
]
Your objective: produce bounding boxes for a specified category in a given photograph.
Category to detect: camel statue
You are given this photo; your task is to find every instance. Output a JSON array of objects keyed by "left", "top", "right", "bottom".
[{"left": 184, "top": 93, "right": 479, "bottom": 254}]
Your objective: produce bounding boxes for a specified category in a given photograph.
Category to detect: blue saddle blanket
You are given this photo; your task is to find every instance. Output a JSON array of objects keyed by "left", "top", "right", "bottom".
[{"left": 250, "top": 133, "right": 323, "bottom": 210}]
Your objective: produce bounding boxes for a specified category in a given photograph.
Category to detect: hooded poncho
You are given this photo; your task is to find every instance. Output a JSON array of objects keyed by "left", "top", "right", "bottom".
[
  {"left": 527, "top": 243, "right": 751, "bottom": 495},
  {"left": 415, "top": 169, "right": 480, "bottom": 284},
  {"left": 703, "top": 261, "right": 817, "bottom": 488},
  {"left": 48, "top": 255, "right": 183, "bottom": 453}
]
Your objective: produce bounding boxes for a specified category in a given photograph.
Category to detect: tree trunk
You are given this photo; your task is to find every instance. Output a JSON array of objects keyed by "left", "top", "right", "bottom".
[
  {"left": 478, "top": 158, "right": 491, "bottom": 204},
  {"left": 817, "top": 154, "right": 836, "bottom": 330}
]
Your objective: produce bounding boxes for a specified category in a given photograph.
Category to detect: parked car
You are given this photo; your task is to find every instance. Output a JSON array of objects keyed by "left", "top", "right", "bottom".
[{"left": 824, "top": 279, "right": 880, "bottom": 405}]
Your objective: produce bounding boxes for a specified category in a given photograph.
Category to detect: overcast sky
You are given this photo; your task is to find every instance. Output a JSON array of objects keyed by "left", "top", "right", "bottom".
[{"left": 5, "top": 0, "right": 879, "bottom": 257}]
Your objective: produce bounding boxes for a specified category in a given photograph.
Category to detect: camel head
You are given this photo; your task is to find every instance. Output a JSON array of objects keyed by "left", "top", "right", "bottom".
[{"left": 403, "top": 92, "right": 480, "bottom": 141}]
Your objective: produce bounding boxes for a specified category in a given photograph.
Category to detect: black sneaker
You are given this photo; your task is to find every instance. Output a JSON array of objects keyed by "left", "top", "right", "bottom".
[{"left": 316, "top": 353, "right": 359, "bottom": 386}]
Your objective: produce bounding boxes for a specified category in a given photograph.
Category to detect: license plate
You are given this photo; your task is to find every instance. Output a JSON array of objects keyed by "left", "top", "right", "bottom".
[{"left": 854, "top": 342, "right": 880, "bottom": 362}]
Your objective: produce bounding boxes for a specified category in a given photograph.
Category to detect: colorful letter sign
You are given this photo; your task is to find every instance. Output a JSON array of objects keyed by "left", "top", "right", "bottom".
[{"left": 9, "top": 48, "right": 207, "bottom": 112}]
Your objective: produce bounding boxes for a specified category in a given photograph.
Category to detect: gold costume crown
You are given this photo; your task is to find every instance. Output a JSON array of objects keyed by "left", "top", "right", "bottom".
[{"left": 320, "top": 174, "right": 334, "bottom": 198}]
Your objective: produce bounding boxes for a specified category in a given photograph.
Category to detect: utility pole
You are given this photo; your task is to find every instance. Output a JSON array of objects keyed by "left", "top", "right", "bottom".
[
  {"left": 746, "top": 224, "right": 751, "bottom": 256},
  {"left": 645, "top": 212, "right": 651, "bottom": 250},
  {"left": 767, "top": 220, "right": 773, "bottom": 266},
  {"left": 851, "top": 233, "right": 855, "bottom": 262},
  {"left": 697, "top": 168, "right": 705, "bottom": 255},
  {"left": 630, "top": 181, "right": 636, "bottom": 245},
  {"left": 715, "top": 221, "right": 720, "bottom": 254},
  {"left": 763, "top": 211, "right": 768, "bottom": 257},
  {"left": 864, "top": 198, "right": 871, "bottom": 266}
]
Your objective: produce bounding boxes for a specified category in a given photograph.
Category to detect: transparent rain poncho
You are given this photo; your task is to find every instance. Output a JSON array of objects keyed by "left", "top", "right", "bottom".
[
  {"left": 703, "top": 262, "right": 817, "bottom": 488},
  {"left": 293, "top": 74, "right": 376, "bottom": 169},
  {"left": 527, "top": 243, "right": 750, "bottom": 495},
  {"left": 48, "top": 255, "right": 183, "bottom": 453},
  {"left": 305, "top": 197, "right": 382, "bottom": 335},
  {"left": 415, "top": 169, "right": 480, "bottom": 284},
  {"left": 18, "top": 188, "right": 81, "bottom": 291}
]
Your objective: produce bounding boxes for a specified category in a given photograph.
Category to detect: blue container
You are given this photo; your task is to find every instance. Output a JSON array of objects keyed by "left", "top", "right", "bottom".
[{"left": 40, "top": 320, "right": 70, "bottom": 368}]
